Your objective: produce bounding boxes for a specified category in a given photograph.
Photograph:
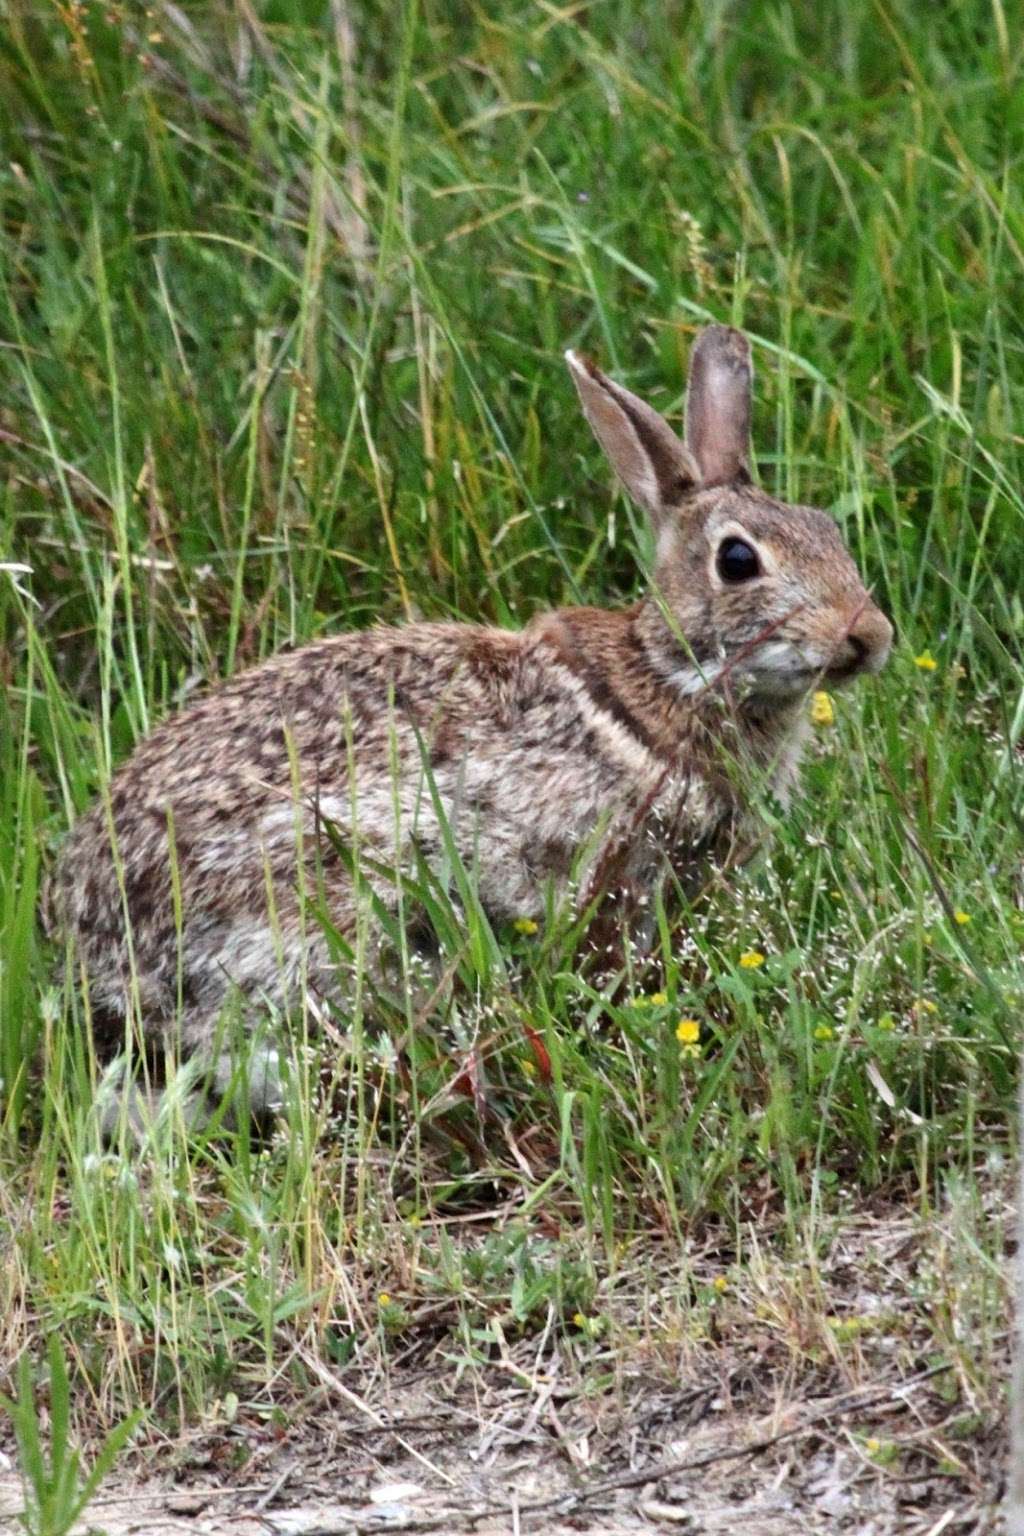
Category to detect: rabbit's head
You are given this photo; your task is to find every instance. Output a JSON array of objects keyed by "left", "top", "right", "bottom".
[{"left": 567, "top": 327, "right": 892, "bottom": 702}]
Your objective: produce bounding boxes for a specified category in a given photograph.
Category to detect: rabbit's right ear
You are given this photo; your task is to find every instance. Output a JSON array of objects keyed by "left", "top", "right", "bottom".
[{"left": 566, "top": 351, "right": 702, "bottom": 527}]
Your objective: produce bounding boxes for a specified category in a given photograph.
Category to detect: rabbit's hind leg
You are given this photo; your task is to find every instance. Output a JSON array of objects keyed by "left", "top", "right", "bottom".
[{"left": 95, "top": 1009, "right": 290, "bottom": 1144}]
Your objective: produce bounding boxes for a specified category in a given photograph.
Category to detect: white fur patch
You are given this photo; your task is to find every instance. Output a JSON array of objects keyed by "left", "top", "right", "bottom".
[{"left": 669, "top": 660, "right": 724, "bottom": 697}]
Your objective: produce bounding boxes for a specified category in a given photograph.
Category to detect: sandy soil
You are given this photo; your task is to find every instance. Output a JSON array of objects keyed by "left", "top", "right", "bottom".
[
  {"left": 1, "top": 1192, "right": 1010, "bottom": 1535},
  {"left": 0, "top": 1356, "right": 1005, "bottom": 1535}
]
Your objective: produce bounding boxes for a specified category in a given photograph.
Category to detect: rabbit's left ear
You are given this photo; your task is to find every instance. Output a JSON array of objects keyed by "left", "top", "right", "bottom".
[
  {"left": 685, "top": 325, "right": 754, "bottom": 487},
  {"left": 566, "top": 351, "right": 702, "bottom": 528}
]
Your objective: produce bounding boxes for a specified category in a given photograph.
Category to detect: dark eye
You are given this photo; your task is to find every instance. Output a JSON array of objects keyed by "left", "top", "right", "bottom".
[{"left": 716, "top": 537, "right": 760, "bottom": 583}]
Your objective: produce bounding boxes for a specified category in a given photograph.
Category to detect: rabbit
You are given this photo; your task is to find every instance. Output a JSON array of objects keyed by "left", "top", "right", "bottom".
[{"left": 52, "top": 325, "right": 892, "bottom": 1128}]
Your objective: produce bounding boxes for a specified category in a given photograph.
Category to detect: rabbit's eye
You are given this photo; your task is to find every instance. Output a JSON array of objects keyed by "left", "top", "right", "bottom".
[{"left": 716, "top": 537, "right": 760, "bottom": 583}]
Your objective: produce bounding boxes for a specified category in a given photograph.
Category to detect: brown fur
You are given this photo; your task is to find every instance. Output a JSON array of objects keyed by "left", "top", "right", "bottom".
[{"left": 52, "top": 327, "right": 892, "bottom": 1100}]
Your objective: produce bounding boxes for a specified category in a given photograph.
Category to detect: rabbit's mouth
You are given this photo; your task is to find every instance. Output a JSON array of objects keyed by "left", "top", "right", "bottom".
[
  {"left": 757, "top": 638, "right": 877, "bottom": 690},
  {"left": 725, "top": 632, "right": 879, "bottom": 699},
  {"left": 824, "top": 658, "right": 864, "bottom": 684},
  {"left": 731, "top": 639, "right": 820, "bottom": 696}
]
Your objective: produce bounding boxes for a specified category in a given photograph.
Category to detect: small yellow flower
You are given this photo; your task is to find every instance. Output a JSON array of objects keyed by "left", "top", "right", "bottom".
[
  {"left": 649, "top": 991, "right": 668, "bottom": 1006},
  {"left": 675, "top": 1018, "right": 701, "bottom": 1045},
  {"left": 739, "top": 951, "right": 766, "bottom": 970},
  {"left": 914, "top": 650, "right": 938, "bottom": 671},
  {"left": 865, "top": 1437, "right": 882, "bottom": 1455},
  {"left": 712, "top": 1275, "right": 728, "bottom": 1293},
  {"left": 953, "top": 910, "right": 971, "bottom": 926},
  {"left": 913, "top": 997, "right": 938, "bottom": 1015},
  {"left": 520, "top": 1057, "right": 536, "bottom": 1077},
  {"left": 814, "top": 1023, "right": 834, "bottom": 1041},
  {"left": 378, "top": 1292, "right": 392, "bottom": 1307},
  {"left": 810, "top": 690, "right": 835, "bottom": 727},
  {"left": 513, "top": 917, "right": 539, "bottom": 935},
  {"left": 572, "top": 1311, "right": 587, "bottom": 1328}
]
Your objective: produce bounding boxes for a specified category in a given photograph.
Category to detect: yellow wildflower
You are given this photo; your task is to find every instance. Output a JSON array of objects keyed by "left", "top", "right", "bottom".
[
  {"left": 810, "top": 690, "right": 835, "bottom": 727},
  {"left": 739, "top": 951, "right": 766, "bottom": 970},
  {"left": 914, "top": 650, "right": 938, "bottom": 671},
  {"left": 650, "top": 991, "right": 668, "bottom": 1006},
  {"left": 712, "top": 1275, "right": 728, "bottom": 1293},
  {"left": 913, "top": 997, "right": 938, "bottom": 1015},
  {"left": 814, "top": 1023, "right": 834, "bottom": 1040},
  {"left": 865, "top": 1437, "right": 882, "bottom": 1455},
  {"left": 513, "top": 917, "right": 539, "bottom": 935},
  {"left": 953, "top": 910, "right": 971, "bottom": 926},
  {"left": 378, "top": 1292, "right": 392, "bottom": 1306},
  {"left": 675, "top": 1018, "right": 700, "bottom": 1045},
  {"left": 572, "top": 1312, "right": 587, "bottom": 1328}
]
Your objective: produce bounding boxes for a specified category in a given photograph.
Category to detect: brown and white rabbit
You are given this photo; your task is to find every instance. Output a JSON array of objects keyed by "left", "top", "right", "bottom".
[{"left": 53, "top": 325, "right": 891, "bottom": 1121}]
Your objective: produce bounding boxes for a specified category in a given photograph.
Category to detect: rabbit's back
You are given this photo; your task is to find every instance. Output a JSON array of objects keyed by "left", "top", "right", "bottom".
[{"left": 56, "top": 616, "right": 715, "bottom": 1051}]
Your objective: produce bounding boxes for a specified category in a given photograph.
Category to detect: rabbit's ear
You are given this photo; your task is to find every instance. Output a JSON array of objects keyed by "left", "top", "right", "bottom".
[
  {"left": 685, "top": 326, "right": 754, "bottom": 487},
  {"left": 566, "top": 351, "right": 701, "bottom": 525}
]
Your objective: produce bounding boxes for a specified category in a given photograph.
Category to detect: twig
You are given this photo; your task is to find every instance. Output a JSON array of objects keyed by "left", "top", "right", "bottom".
[{"left": 252, "top": 1462, "right": 296, "bottom": 1515}]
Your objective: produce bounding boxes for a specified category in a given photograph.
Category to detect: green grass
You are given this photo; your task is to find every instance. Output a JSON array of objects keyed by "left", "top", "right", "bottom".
[{"left": 0, "top": 0, "right": 1022, "bottom": 1465}]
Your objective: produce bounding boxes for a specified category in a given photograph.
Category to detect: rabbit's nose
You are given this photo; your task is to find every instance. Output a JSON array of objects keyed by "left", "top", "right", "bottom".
[{"left": 840, "top": 603, "right": 894, "bottom": 677}]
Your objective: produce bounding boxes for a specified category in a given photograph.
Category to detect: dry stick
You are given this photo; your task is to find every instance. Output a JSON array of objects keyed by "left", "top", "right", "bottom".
[{"left": 252, "top": 1463, "right": 296, "bottom": 1516}]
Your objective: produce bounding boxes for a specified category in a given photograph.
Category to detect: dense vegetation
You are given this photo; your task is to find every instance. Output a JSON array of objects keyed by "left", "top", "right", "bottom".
[{"left": 0, "top": 0, "right": 1020, "bottom": 1445}]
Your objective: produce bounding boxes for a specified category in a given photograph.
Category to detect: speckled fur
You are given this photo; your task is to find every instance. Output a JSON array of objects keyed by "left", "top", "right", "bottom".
[{"left": 53, "top": 327, "right": 892, "bottom": 1080}]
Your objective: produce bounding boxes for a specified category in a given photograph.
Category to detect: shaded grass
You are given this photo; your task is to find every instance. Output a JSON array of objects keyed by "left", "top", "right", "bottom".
[{"left": 0, "top": 0, "right": 1021, "bottom": 1458}]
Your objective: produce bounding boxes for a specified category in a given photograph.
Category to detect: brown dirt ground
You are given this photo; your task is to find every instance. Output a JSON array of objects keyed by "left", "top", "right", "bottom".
[
  {"left": 0, "top": 1369, "right": 1005, "bottom": 1536},
  {"left": 0, "top": 1189, "right": 1010, "bottom": 1535}
]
